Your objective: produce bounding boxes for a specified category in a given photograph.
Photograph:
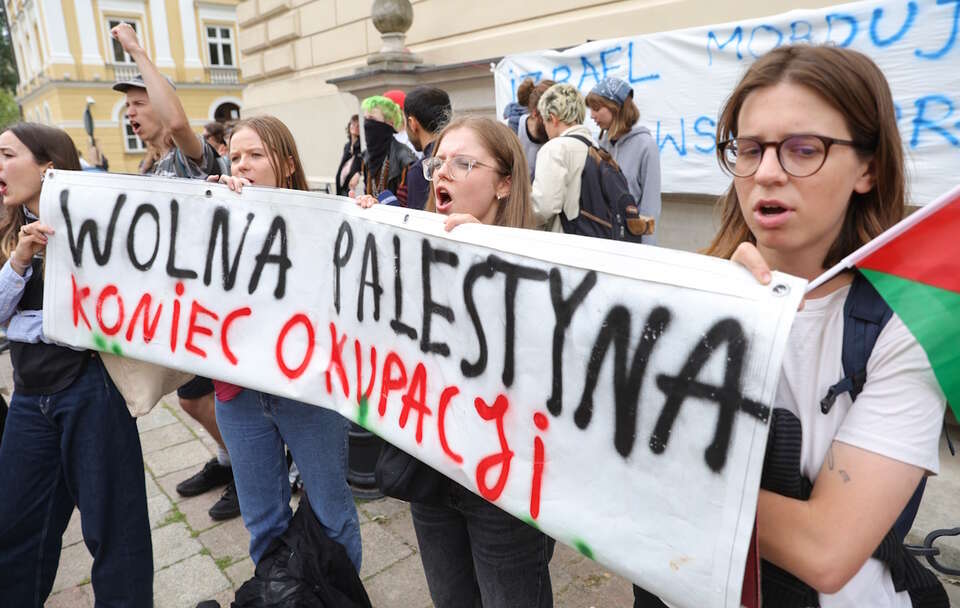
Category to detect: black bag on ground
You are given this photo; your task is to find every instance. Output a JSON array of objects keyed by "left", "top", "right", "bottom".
[
  {"left": 231, "top": 493, "right": 371, "bottom": 608},
  {"left": 374, "top": 443, "right": 448, "bottom": 504},
  {"left": 560, "top": 134, "right": 654, "bottom": 242}
]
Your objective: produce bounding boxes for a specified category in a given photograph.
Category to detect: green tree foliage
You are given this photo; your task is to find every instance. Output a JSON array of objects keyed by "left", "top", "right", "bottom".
[
  {"left": 0, "top": 3, "right": 19, "bottom": 92},
  {"left": 0, "top": 3, "right": 21, "bottom": 126},
  {"left": 0, "top": 89, "right": 19, "bottom": 128}
]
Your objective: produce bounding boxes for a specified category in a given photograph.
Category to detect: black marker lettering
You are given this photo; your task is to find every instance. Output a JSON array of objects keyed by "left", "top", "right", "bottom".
[
  {"left": 126, "top": 203, "right": 160, "bottom": 271},
  {"left": 420, "top": 239, "right": 458, "bottom": 357},
  {"left": 204, "top": 207, "right": 254, "bottom": 291},
  {"left": 488, "top": 255, "right": 548, "bottom": 387},
  {"left": 575, "top": 305, "right": 671, "bottom": 458},
  {"left": 248, "top": 215, "right": 291, "bottom": 299},
  {"left": 357, "top": 233, "right": 383, "bottom": 322},
  {"left": 166, "top": 199, "right": 198, "bottom": 279},
  {"left": 332, "top": 221, "right": 353, "bottom": 314},
  {"left": 651, "top": 318, "right": 768, "bottom": 472},
  {"left": 546, "top": 269, "right": 597, "bottom": 416},
  {"left": 61, "top": 189, "right": 125, "bottom": 267},
  {"left": 460, "top": 258, "right": 496, "bottom": 378},
  {"left": 390, "top": 235, "right": 417, "bottom": 340}
]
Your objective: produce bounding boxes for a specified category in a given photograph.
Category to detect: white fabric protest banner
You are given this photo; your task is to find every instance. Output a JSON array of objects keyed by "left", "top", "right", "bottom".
[
  {"left": 494, "top": 0, "right": 960, "bottom": 205},
  {"left": 40, "top": 171, "right": 804, "bottom": 608}
]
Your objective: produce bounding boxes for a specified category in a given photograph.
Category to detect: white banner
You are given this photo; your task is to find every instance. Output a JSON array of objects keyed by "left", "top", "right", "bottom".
[
  {"left": 40, "top": 171, "right": 804, "bottom": 608},
  {"left": 494, "top": 0, "right": 960, "bottom": 205}
]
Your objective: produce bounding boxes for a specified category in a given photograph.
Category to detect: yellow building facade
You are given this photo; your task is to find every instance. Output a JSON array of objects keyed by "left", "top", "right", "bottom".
[{"left": 10, "top": 0, "right": 245, "bottom": 173}]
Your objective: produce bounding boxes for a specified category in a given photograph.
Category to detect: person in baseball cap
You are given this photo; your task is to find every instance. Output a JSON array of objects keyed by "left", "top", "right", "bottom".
[
  {"left": 110, "top": 22, "right": 239, "bottom": 523},
  {"left": 111, "top": 23, "right": 220, "bottom": 178}
]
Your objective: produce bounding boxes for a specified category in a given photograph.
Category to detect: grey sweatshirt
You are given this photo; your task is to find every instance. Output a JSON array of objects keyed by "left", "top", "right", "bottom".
[{"left": 600, "top": 125, "right": 662, "bottom": 244}]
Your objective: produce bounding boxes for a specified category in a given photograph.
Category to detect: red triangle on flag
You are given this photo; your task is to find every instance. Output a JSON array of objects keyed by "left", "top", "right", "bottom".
[{"left": 858, "top": 193, "right": 960, "bottom": 294}]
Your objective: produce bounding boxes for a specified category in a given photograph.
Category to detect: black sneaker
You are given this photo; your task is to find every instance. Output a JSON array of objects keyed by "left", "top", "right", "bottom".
[
  {"left": 175, "top": 457, "right": 232, "bottom": 497},
  {"left": 209, "top": 481, "right": 241, "bottom": 521}
]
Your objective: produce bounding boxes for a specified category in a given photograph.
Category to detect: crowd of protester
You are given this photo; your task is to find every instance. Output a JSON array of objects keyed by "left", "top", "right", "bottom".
[{"left": 0, "top": 20, "right": 949, "bottom": 608}]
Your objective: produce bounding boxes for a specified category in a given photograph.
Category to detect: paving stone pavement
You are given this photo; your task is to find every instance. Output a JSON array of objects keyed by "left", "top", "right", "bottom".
[
  {"left": 4, "top": 358, "right": 951, "bottom": 607},
  {"left": 42, "top": 397, "right": 641, "bottom": 608}
]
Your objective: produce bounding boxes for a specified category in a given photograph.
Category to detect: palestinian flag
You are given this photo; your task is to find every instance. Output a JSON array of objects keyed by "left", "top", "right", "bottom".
[{"left": 809, "top": 184, "right": 960, "bottom": 421}]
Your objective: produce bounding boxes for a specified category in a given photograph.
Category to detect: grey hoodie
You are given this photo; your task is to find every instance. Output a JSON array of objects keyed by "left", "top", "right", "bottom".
[{"left": 600, "top": 125, "right": 662, "bottom": 244}]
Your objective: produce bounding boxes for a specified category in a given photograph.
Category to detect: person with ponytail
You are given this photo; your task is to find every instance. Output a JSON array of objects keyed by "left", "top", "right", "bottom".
[
  {"left": 586, "top": 77, "right": 662, "bottom": 244},
  {"left": 0, "top": 123, "right": 153, "bottom": 607},
  {"left": 358, "top": 116, "right": 554, "bottom": 607}
]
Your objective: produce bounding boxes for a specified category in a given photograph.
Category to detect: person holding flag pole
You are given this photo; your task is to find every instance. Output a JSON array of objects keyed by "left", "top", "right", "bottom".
[{"left": 704, "top": 44, "right": 950, "bottom": 607}]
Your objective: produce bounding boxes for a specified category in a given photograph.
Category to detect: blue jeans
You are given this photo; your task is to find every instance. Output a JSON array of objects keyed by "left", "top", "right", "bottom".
[
  {"left": 0, "top": 356, "right": 153, "bottom": 608},
  {"left": 411, "top": 484, "right": 555, "bottom": 608},
  {"left": 215, "top": 390, "right": 361, "bottom": 570}
]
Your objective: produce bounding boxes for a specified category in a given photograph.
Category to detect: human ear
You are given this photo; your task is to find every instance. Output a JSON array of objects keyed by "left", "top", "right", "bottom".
[
  {"left": 496, "top": 176, "right": 511, "bottom": 200},
  {"left": 853, "top": 157, "right": 876, "bottom": 194}
]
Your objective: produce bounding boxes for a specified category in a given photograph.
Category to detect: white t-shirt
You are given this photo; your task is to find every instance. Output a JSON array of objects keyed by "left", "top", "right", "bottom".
[{"left": 776, "top": 284, "right": 945, "bottom": 608}]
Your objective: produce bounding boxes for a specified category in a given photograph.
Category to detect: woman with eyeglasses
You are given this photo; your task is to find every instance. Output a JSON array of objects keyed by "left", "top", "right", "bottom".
[
  {"left": 358, "top": 116, "right": 555, "bottom": 608},
  {"left": 703, "top": 45, "right": 947, "bottom": 608}
]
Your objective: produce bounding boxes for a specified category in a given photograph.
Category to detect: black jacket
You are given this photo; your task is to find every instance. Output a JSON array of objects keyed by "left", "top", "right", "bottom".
[
  {"left": 335, "top": 139, "right": 362, "bottom": 196},
  {"left": 232, "top": 493, "right": 371, "bottom": 608}
]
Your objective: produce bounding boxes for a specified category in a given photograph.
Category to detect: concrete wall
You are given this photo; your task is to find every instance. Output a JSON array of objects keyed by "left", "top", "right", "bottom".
[{"left": 238, "top": 0, "right": 840, "bottom": 251}]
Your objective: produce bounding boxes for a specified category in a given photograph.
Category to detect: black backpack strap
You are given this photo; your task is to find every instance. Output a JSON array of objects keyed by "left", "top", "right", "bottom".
[
  {"left": 760, "top": 409, "right": 820, "bottom": 607},
  {"left": 563, "top": 133, "right": 595, "bottom": 149},
  {"left": 874, "top": 529, "right": 950, "bottom": 607},
  {"left": 820, "top": 271, "right": 894, "bottom": 414}
]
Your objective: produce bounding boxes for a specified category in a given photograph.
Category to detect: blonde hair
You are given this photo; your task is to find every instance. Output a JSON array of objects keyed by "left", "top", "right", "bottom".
[
  {"left": 426, "top": 116, "right": 533, "bottom": 229},
  {"left": 229, "top": 116, "right": 309, "bottom": 191},
  {"left": 537, "top": 83, "right": 586, "bottom": 127}
]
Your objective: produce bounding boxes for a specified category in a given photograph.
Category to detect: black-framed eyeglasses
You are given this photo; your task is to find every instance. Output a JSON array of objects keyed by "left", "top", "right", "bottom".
[
  {"left": 717, "top": 134, "right": 869, "bottom": 178},
  {"left": 422, "top": 155, "right": 501, "bottom": 181}
]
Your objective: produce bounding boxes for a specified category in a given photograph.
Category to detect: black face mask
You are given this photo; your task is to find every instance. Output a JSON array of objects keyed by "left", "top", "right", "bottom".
[{"left": 364, "top": 119, "right": 396, "bottom": 167}]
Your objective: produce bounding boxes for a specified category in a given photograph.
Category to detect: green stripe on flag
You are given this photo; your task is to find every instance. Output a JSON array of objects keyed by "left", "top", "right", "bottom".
[{"left": 860, "top": 268, "right": 960, "bottom": 422}]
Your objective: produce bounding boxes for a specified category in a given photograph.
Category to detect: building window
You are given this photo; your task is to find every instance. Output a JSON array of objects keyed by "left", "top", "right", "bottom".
[
  {"left": 107, "top": 19, "right": 140, "bottom": 64},
  {"left": 206, "top": 25, "right": 234, "bottom": 67},
  {"left": 123, "top": 117, "right": 146, "bottom": 152}
]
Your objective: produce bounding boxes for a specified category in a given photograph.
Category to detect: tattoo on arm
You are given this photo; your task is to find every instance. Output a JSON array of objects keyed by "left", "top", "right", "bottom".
[{"left": 826, "top": 446, "right": 851, "bottom": 482}]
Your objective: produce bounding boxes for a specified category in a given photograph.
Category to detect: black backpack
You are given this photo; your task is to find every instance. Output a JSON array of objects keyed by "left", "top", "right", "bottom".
[
  {"left": 560, "top": 134, "right": 653, "bottom": 243},
  {"left": 760, "top": 271, "right": 944, "bottom": 607}
]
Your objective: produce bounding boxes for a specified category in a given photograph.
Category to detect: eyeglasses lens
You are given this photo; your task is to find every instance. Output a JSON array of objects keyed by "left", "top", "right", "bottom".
[{"left": 724, "top": 136, "right": 827, "bottom": 177}]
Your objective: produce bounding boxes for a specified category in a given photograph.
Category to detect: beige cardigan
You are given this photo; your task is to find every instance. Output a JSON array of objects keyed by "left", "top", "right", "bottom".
[{"left": 530, "top": 124, "right": 593, "bottom": 233}]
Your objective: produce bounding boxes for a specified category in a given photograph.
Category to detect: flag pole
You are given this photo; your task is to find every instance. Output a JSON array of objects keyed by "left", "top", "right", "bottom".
[{"left": 806, "top": 183, "right": 960, "bottom": 293}]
